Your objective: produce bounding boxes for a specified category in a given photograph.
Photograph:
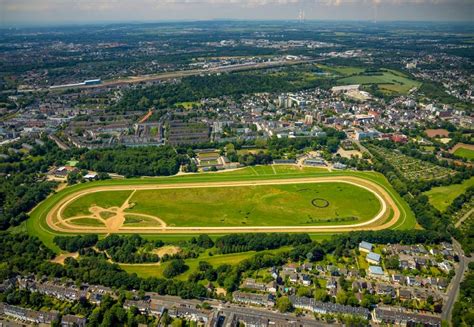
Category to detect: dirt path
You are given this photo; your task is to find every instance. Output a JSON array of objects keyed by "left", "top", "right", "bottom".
[
  {"left": 47, "top": 176, "right": 400, "bottom": 234},
  {"left": 455, "top": 208, "right": 474, "bottom": 228}
]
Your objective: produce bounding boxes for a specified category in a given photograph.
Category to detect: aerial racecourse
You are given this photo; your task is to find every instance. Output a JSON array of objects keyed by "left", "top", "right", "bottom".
[{"left": 39, "top": 170, "right": 403, "bottom": 235}]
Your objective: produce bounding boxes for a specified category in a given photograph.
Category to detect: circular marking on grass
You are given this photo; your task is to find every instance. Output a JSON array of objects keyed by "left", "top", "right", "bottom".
[
  {"left": 44, "top": 176, "right": 400, "bottom": 234},
  {"left": 311, "top": 198, "right": 330, "bottom": 208}
]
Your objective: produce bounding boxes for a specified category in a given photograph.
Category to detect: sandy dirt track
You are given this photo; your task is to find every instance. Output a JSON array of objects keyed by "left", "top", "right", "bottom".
[{"left": 47, "top": 176, "right": 400, "bottom": 234}]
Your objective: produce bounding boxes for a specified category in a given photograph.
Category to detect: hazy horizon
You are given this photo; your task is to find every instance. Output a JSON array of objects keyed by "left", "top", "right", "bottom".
[{"left": 1, "top": 0, "right": 473, "bottom": 27}]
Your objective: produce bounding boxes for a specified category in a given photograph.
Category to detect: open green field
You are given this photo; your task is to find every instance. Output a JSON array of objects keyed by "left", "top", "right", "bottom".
[
  {"left": 26, "top": 165, "right": 417, "bottom": 253},
  {"left": 125, "top": 182, "right": 381, "bottom": 227},
  {"left": 124, "top": 215, "right": 159, "bottom": 227},
  {"left": 121, "top": 247, "right": 291, "bottom": 280},
  {"left": 454, "top": 147, "right": 474, "bottom": 160},
  {"left": 69, "top": 218, "right": 106, "bottom": 227},
  {"left": 424, "top": 177, "right": 474, "bottom": 212},
  {"left": 174, "top": 101, "right": 202, "bottom": 109},
  {"left": 316, "top": 64, "right": 365, "bottom": 76},
  {"left": 338, "top": 69, "right": 421, "bottom": 94},
  {"left": 62, "top": 190, "right": 131, "bottom": 218}
]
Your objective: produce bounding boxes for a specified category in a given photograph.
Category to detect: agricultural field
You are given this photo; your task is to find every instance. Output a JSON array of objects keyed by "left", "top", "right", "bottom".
[
  {"left": 338, "top": 69, "right": 421, "bottom": 94},
  {"left": 26, "top": 165, "right": 416, "bottom": 253},
  {"left": 424, "top": 177, "right": 474, "bottom": 211},
  {"left": 368, "top": 145, "right": 456, "bottom": 181}
]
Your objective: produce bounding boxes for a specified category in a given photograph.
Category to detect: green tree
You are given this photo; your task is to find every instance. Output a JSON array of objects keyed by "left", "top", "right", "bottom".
[{"left": 276, "top": 296, "right": 293, "bottom": 313}]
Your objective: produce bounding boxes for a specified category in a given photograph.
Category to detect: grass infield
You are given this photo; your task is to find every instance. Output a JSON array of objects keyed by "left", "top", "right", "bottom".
[
  {"left": 121, "top": 182, "right": 381, "bottom": 227},
  {"left": 26, "top": 166, "right": 416, "bottom": 253}
]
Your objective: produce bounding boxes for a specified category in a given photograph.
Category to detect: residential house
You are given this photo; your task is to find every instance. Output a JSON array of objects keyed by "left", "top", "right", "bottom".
[
  {"left": 289, "top": 296, "right": 370, "bottom": 319},
  {"left": 301, "top": 275, "right": 312, "bottom": 286},
  {"left": 241, "top": 278, "right": 266, "bottom": 292},
  {"left": 61, "top": 315, "right": 87, "bottom": 327},
  {"left": 232, "top": 292, "right": 275, "bottom": 307},
  {"left": 372, "top": 306, "right": 441, "bottom": 327},
  {"left": 368, "top": 266, "right": 385, "bottom": 278},
  {"left": 398, "top": 289, "right": 412, "bottom": 301},
  {"left": 366, "top": 252, "right": 381, "bottom": 265},
  {"left": 359, "top": 241, "right": 373, "bottom": 253}
]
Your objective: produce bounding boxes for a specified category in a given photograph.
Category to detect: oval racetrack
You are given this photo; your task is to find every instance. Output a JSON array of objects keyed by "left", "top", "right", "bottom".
[{"left": 47, "top": 176, "right": 400, "bottom": 234}]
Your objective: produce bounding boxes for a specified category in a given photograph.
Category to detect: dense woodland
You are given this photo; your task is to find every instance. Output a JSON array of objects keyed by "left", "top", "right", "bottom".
[
  {"left": 54, "top": 235, "right": 99, "bottom": 253},
  {"left": 77, "top": 145, "right": 183, "bottom": 177},
  {"left": 0, "top": 140, "right": 65, "bottom": 229},
  {"left": 95, "top": 235, "right": 160, "bottom": 264},
  {"left": 215, "top": 233, "right": 312, "bottom": 254}
]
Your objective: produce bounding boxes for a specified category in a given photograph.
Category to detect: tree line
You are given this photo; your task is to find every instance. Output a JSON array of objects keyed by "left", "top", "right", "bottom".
[
  {"left": 214, "top": 233, "right": 312, "bottom": 254},
  {"left": 77, "top": 145, "right": 184, "bottom": 178}
]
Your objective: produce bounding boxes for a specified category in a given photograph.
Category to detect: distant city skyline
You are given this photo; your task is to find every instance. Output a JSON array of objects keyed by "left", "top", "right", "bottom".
[{"left": 0, "top": 0, "right": 473, "bottom": 26}]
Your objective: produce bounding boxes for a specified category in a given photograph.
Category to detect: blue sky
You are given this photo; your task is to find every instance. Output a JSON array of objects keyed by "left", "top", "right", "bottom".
[{"left": 1, "top": 0, "right": 473, "bottom": 26}]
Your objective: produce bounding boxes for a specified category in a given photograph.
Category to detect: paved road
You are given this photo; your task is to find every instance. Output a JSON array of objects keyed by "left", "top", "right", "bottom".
[{"left": 442, "top": 239, "right": 471, "bottom": 322}]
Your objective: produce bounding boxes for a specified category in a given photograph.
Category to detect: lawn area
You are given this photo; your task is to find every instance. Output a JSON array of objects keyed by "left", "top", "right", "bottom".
[
  {"left": 197, "top": 151, "right": 220, "bottom": 159},
  {"left": 123, "top": 215, "right": 159, "bottom": 227},
  {"left": 68, "top": 218, "right": 105, "bottom": 227},
  {"left": 121, "top": 247, "right": 290, "bottom": 280},
  {"left": 357, "top": 255, "right": 369, "bottom": 270},
  {"left": 454, "top": 147, "right": 474, "bottom": 160},
  {"left": 338, "top": 69, "right": 421, "bottom": 94},
  {"left": 99, "top": 211, "right": 116, "bottom": 220},
  {"left": 236, "top": 148, "right": 267, "bottom": 155},
  {"left": 316, "top": 64, "right": 365, "bottom": 76},
  {"left": 125, "top": 182, "right": 381, "bottom": 227},
  {"left": 174, "top": 101, "right": 201, "bottom": 109},
  {"left": 62, "top": 190, "right": 131, "bottom": 218},
  {"left": 424, "top": 177, "right": 474, "bottom": 212}
]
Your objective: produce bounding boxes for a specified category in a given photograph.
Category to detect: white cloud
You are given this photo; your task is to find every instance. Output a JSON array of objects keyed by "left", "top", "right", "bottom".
[{"left": 0, "top": 0, "right": 471, "bottom": 24}]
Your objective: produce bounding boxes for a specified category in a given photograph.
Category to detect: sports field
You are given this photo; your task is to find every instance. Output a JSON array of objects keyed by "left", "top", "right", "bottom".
[
  {"left": 454, "top": 147, "right": 474, "bottom": 160},
  {"left": 26, "top": 165, "right": 417, "bottom": 252}
]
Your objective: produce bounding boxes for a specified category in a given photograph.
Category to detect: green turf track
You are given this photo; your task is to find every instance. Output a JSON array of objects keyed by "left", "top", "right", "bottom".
[{"left": 26, "top": 166, "right": 416, "bottom": 253}]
